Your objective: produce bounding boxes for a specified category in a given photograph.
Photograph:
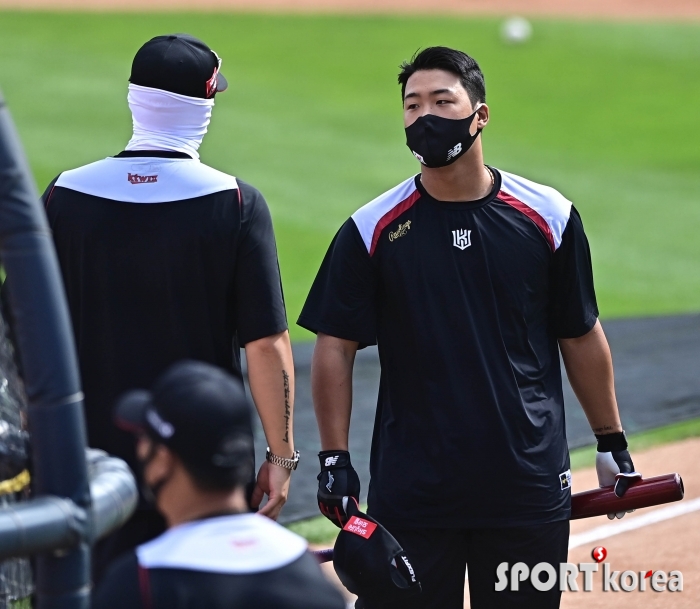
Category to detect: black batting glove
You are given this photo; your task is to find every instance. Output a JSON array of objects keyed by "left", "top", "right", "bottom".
[
  {"left": 317, "top": 450, "right": 360, "bottom": 528},
  {"left": 595, "top": 431, "right": 642, "bottom": 519}
]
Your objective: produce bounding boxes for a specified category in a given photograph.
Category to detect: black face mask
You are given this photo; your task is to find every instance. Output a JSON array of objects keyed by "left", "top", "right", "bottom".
[
  {"left": 405, "top": 105, "right": 482, "bottom": 168},
  {"left": 138, "top": 442, "right": 172, "bottom": 505}
]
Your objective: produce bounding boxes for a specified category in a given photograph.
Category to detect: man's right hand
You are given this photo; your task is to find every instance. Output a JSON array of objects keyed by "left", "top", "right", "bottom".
[
  {"left": 317, "top": 450, "right": 360, "bottom": 527},
  {"left": 250, "top": 460, "right": 291, "bottom": 521}
]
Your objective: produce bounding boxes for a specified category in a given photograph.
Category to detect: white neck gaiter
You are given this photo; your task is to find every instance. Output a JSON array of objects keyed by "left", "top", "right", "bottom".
[{"left": 125, "top": 83, "right": 215, "bottom": 159}]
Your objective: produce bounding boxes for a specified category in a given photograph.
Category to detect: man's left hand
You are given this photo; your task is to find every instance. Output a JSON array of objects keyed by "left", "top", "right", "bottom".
[
  {"left": 250, "top": 460, "right": 291, "bottom": 520},
  {"left": 595, "top": 431, "right": 642, "bottom": 519}
]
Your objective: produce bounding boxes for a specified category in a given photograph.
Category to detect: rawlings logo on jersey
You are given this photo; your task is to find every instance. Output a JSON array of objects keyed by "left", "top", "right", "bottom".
[
  {"left": 389, "top": 220, "right": 412, "bottom": 242},
  {"left": 128, "top": 173, "right": 158, "bottom": 185}
]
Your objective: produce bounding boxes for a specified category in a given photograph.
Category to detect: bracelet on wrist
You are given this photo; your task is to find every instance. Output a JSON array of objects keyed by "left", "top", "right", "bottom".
[{"left": 266, "top": 447, "right": 300, "bottom": 470}]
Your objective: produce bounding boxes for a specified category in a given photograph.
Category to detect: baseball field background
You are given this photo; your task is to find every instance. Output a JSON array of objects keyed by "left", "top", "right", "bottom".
[
  {"left": 1, "top": 2, "right": 700, "bottom": 608},
  {"left": 1, "top": 6, "right": 699, "bottom": 340}
]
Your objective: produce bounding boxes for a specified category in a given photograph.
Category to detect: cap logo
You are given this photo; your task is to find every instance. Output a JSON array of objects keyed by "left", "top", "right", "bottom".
[
  {"left": 205, "top": 70, "right": 218, "bottom": 99},
  {"left": 146, "top": 409, "right": 175, "bottom": 438},
  {"left": 343, "top": 516, "right": 377, "bottom": 539},
  {"left": 205, "top": 50, "right": 222, "bottom": 99}
]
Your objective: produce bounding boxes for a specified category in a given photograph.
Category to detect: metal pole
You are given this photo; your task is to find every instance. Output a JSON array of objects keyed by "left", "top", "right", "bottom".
[{"left": 0, "top": 89, "right": 91, "bottom": 608}]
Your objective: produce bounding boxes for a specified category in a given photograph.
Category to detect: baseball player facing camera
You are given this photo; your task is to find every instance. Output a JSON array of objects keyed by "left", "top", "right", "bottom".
[
  {"left": 94, "top": 360, "right": 344, "bottom": 609},
  {"left": 300, "top": 46, "right": 640, "bottom": 608}
]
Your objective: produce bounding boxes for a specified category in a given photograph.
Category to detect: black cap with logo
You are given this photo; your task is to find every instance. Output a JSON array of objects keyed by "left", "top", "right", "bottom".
[
  {"left": 114, "top": 360, "right": 253, "bottom": 484},
  {"left": 333, "top": 499, "right": 422, "bottom": 604},
  {"left": 129, "top": 34, "right": 228, "bottom": 99}
]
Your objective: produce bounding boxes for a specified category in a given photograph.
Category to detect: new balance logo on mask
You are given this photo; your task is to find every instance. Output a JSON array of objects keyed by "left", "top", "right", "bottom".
[
  {"left": 446, "top": 142, "right": 462, "bottom": 161},
  {"left": 325, "top": 456, "right": 339, "bottom": 467}
]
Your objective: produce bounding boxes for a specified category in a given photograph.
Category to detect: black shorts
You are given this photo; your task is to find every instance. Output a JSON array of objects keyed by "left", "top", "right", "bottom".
[{"left": 356, "top": 520, "right": 569, "bottom": 609}]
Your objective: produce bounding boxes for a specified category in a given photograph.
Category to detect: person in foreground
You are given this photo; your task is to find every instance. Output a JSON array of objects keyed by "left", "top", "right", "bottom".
[
  {"left": 93, "top": 360, "right": 344, "bottom": 609},
  {"left": 25, "top": 33, "right": 297, "bottom": 580},
  {"left": 298, "top": 46, "right": 641, "bottom": 608}
]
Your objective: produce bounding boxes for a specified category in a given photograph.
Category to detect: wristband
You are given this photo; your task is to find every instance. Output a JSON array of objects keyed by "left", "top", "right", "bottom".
[{"left": 595, "top": 431, "right": 628, "bottom": 453}]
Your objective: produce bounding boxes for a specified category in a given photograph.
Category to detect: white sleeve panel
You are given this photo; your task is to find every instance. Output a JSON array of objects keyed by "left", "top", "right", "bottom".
[
  {"left": 351, "top": 176, "right": 419, "bottom": 253},
  {"left": 499, "top": 170, "right": 572, "bottom": 251}
]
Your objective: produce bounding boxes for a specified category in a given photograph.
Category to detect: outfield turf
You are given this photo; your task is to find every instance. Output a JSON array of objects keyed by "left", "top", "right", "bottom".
[{"left": 0, "top": 13, "right": 699, "bottom": 339}]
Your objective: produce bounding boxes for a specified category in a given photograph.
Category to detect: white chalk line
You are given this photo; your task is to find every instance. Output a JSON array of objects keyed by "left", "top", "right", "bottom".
[{"left": 568, "top": 497, "right": 700, "bottom": 550}]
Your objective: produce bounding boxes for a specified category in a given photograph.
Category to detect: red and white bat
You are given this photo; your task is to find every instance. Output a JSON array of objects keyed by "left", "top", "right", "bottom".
[{"left": 313, "top": 473, "right": 684, "bottom": 563}]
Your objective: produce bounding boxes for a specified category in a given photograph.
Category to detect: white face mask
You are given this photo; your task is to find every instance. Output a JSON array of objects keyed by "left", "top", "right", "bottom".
[{"left": 125, "top": 83, "right": 216, "bottom": 159}]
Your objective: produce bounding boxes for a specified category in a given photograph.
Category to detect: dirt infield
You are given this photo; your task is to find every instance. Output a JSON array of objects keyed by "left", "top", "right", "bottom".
[
  {"left": 1, "top": 0, "right": 699, "bottom": 20},
  {"left": 315, "top": 437, "right": 700, "bottom": 607}
]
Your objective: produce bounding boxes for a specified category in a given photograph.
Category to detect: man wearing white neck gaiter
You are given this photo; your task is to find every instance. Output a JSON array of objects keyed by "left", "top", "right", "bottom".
[{"left": 41, "top": 34, "right": 297, "bottom": 583}]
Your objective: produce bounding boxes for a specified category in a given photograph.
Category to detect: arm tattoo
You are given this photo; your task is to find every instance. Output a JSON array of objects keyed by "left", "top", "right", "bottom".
[
  {"left": 593, "top": 425, "right": 615, "bottom": 433},
  {"left": 282, "top": 370, "right": 291, "bottom": 443}
]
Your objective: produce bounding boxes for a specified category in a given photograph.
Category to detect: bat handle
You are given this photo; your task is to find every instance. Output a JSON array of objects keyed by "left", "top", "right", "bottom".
[{"left": 313, "top": 548, "right": 334, "bottom": 563}]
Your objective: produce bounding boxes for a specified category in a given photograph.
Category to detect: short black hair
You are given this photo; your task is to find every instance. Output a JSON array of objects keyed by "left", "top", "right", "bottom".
[
  {"left": 398, "top": 47, "right": 486, "bottom": 105},
  {"left": 183, "top": 452, "right": 254, "bottom": 493}
]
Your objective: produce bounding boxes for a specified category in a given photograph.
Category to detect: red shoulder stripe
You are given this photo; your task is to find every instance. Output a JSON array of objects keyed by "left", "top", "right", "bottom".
[
  {"left": 369, "top": 190, "right": 421, "bottom": 256},
  {"left": 498, "top": 190, "right": 555, "bottom": 252}
]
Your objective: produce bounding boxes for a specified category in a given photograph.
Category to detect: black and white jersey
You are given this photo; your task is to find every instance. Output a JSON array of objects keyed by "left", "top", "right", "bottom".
[
  {"left": 93, "top": 513, "right": 346, "bottom": 609},
  {"left": 41, "top": 151, "right": 287, "bottom": 472},
  {"left": 299, "top": 168, "right": 598, "bottom": 528}
]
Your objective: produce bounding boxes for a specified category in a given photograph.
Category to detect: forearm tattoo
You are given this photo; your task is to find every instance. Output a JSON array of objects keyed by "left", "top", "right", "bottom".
[
  {"left": 282, "top": 370, "right": 291, "bottom": 443},
  {"left": 593, "top": 425, "right": 615, "bottom": 433}
]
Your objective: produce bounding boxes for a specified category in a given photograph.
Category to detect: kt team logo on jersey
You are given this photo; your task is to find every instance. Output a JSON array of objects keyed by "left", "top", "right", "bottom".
[
  {"left": 495, "top": 547, "right": 683, "bottom": 593},
  {"left": 452, "top": 229, "right": 472, "bottom": 250}
]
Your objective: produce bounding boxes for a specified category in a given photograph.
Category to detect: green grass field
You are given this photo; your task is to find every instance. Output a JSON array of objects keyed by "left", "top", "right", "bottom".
[
  {"left": 288, "top": 417, "right": 700, "bottom": 544},
  {"left": 1, "top": 12, "right": 699, "bottom": 339}
]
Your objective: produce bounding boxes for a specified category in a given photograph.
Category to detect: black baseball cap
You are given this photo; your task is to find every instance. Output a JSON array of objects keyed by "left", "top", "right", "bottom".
[
  {"left": 114, "top": 360, "right": 253, "bottom": 481},
  {"left": 130, "top": 34, "right": 228, "bottom": 99},
  {"left": 333, "top": 499, "right": 422, "bottom": 603}
]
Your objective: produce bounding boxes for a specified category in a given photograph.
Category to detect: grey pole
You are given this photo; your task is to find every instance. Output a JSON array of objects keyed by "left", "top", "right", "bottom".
[
  {"left": 0, "top": 450, "right": 138, "bottom": 563},
  {"left": 0, "top": 89, "right": 91, "bottom": 608}
]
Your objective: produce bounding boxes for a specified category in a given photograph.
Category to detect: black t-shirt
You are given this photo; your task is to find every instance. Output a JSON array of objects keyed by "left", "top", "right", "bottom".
[
  {"left": 92, "top": 513, "right": 345, "bottom": 609},
  {"left": 40, "top": 151, "right": 287, "bottom": 472},
  {"left": 298, "top": 168, "right": 598, "bottom": 528}
]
